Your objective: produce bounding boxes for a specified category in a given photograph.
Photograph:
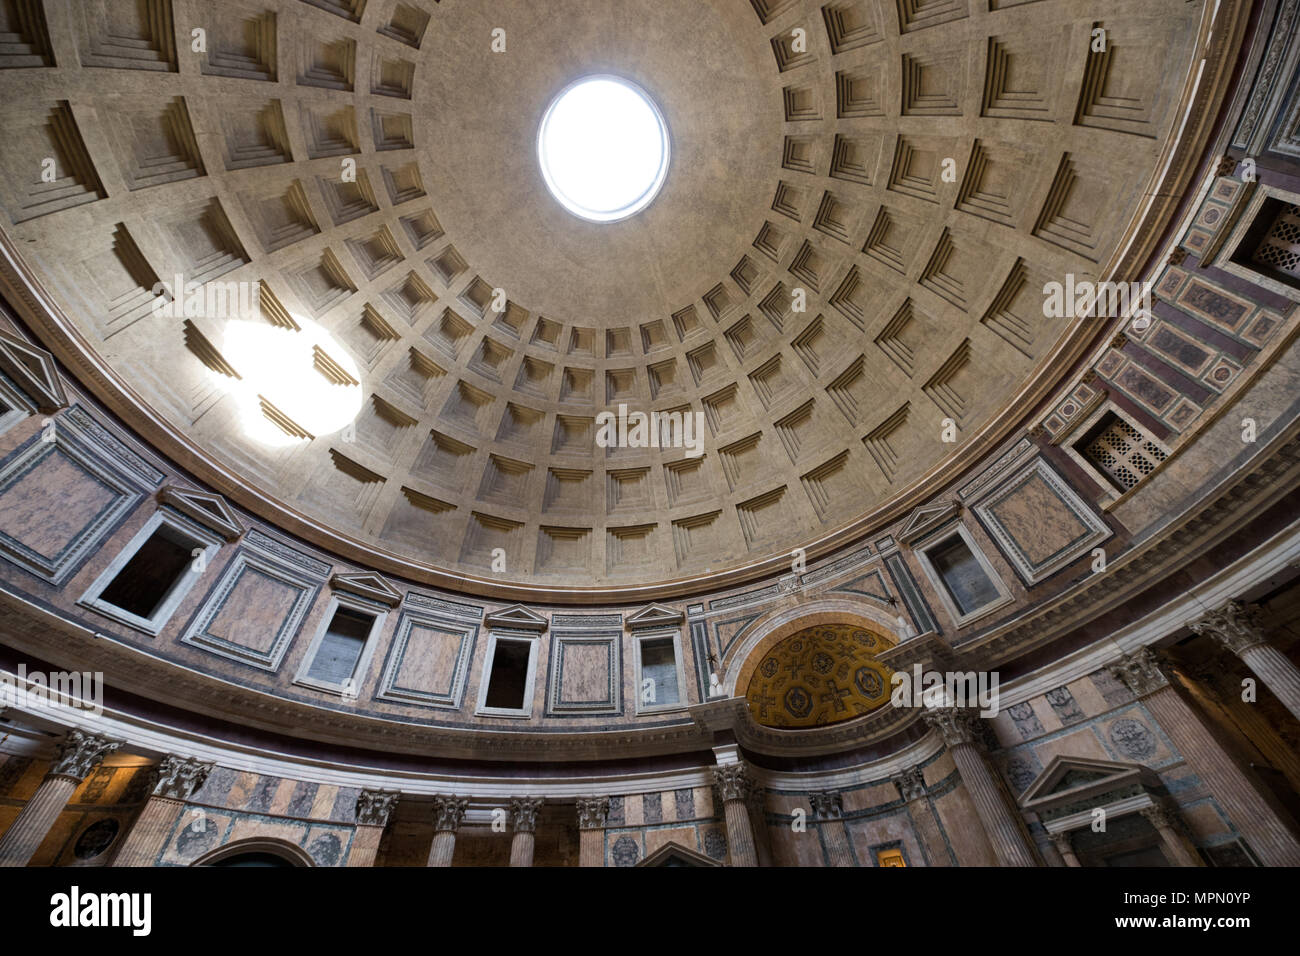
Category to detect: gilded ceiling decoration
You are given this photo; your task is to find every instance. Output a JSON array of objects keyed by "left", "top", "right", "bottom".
[
  {"left": 745, "top": 624, "right": 894, "bottom": 728},
  {"left": 0, "top": 0, "right": 1205, "bottom": 593}
]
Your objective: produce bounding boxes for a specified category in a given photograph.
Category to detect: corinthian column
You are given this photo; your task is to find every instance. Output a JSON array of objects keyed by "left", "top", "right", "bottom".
[
  {"left": 426, "top": 796, "right": 468, "bottom": 867},
  {"left": 1140, "top": 804, "right": 1203, "bottom": 867},
  {"left": 1190, "top": 601, "right": 1300, "bottom": 723},
  {"left": 113, "top": 755, "right": 213, "bottom": 867},
  {"left": 923, "top": 707, "right": 1039, "bottom": 867},
  {"left": 0, "top": 730, "right": 120, "bottom": 867},
  {"left": 712, "top": 764, "right": 758, "bottom": 867},
  {"left": 348, "top": 790, "right": 399, "bottom": 867},
  {"left": 508, "top": 797, "right": 543, "bottom": 867},
  {"left": 1110, "top": 648, "right": 1300, "bottom": 866},
  {"left": 809, "top": 791, "right": 854, "bottom": 867},
  {"left": 576, "top": 796, "right": 609, "bottom": 867}
]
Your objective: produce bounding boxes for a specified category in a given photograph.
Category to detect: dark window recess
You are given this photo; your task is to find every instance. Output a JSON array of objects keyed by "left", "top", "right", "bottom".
[
  {"left": 484, "top": 638, "right": 532, "bottom": 709},
  {"left": 306, "top": 607, "right": 374, "bottom": 685},
  {"left": 1077, "top": 411, "right": 1167, "bottom": 491},
  {"left": 640, "top": 638, "right": 679, "bottom": 706},
  {"left": 1231, "top": 197, "right": 1300, "bottom": 291},
  {"left": 928, "top": 535, "right": 1001, "bottom": 616},
  {"left": 97, "top": 528, "right": 197, "bottom": 619}
]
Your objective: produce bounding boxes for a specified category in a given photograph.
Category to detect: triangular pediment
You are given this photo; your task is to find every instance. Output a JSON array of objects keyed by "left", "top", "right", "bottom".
[
  {"left": 331, "top": 571, "right": 403, "bottom": 608},
  {"left": 637, "top": 841, "right": 721, "bottom": 867},
  {"left": 484, "top": 603, "right": 549, "bottom": 631},
  {"left": 0, "top": 329, "right": 66, "bottom": 412},
  {"left": 1020, "top": 755, "right": 1158, "bottom": 810},
  {"left": 626, "top": 603, "right": 684, "bottom": 629},
  {"left": 158, "top": 485, "right": 245, "bottom": 541},
  {"left": 896, "top": 500, "right": 960, "bottom": 544}
]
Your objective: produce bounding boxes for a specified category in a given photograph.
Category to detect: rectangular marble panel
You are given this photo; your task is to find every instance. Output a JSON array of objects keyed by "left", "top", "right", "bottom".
[
  {"left": 973, "top": 457, "right": 1110, "bottom": 584},
  {"left": 546, "top": 630, "right": 622, "bottom": 715},
  {"left": 377, "top": 612, "right": 476, "bottom": 708}
]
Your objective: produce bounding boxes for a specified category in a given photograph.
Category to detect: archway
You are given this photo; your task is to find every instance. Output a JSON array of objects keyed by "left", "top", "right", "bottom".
[{"left": 193, "top": 839, "right": 314, "bottom": 868}]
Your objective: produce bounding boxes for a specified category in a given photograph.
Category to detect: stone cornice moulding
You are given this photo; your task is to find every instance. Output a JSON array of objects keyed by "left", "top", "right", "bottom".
[
  {"left": 330, "top": 571, "right": 403, "bottom": 608},
  {"left": 0, "top": 688, "right": 943, "bottom": 800},
  {"left": 625, "top": 603, "right": 685, "bottom": 629},
  {"left": 0, "top": 325, "right": 66, "bottom": 412},
  {"left": 484, "top": 604, "right": 549, "bottom": 631},
  {"left": 157, "top": 485, "right": 245, "bottom": 542},
  {"left": 990, "top": 515, "right": 1300, "bottom": 708}
]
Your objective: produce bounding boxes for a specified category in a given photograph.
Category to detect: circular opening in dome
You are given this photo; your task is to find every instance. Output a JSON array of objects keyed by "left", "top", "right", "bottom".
[{"left": 538, "top": 75, "right": 670, "bottom": 223}]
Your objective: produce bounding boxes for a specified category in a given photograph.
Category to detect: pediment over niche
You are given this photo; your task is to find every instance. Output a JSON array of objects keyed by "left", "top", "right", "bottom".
[
  {"left": 626, "top": 603, "right": 684, "bottom": 629},
  {"left": 637, "top": 841, "right": 722, "bottom": 867},
  {"left": 1019, "top": 755, "right": 1161, "bottom": 812},
  {"left": 158, "top": 485, "right": 245, "bottom": 541},
  {"left": 895, "top": 500, "right": 960, "bottom": 544},
  {"left": 331, "top": 571, "right": 403, "bottom": 608},
  {"left": 485, "top": 603, "right": 549, "bottom": 631},
  {"left": 0, "top": 328, "right": 66, "bottom": 412}
]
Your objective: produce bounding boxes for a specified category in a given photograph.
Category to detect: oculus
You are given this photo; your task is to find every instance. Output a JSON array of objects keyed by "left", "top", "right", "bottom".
[{"left": 537, "top": 75, "right": 671, "bottom": 223}]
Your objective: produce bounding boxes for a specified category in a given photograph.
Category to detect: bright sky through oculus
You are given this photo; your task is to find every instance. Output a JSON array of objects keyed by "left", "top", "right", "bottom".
[{"left": 538, "top": 76, "right": 670, "bottom": 223}]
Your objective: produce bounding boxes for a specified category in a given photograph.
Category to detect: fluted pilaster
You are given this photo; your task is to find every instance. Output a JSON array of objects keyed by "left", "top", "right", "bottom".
[
  {"left": 923, "top": 707, "right": 1039, "bottom": 867},
  {"left": 1110, "top": 648, "right": 1300, "bottom": 866},
  {"left": 0, "top": 730, "right": 120, "bottom": 867}
]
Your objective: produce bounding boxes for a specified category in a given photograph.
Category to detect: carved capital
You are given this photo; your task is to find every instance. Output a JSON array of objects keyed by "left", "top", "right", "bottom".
[
  {"left": 1109, "top": 647, "right": 1171, "bottom": 698},
  {"left": 48, "top": 730, "right": 120, "bottom": 782},
  {"left": 1140, "top": 804, "right": 1185, "bottom": 834},
  {"left": 893, "top": 766, "right": 927, "bottom": 803},
  {"left": 575, "top": 796, "right": 610, "bottom": 831},
  {"left": 151, "top": 755, "right": 214, "bottom": 801},
  {"left": 1048, "top": 831, "right": 1075, "bottom": 853},
  {"left": 712, "top": 763, "right": 754, "bottom": 803},
  {"left": 431, "top": 795, "right": 469, "bottom": 833},
  {"left": 922, "top": 706, "right": 981, "bottom": 749},
  {"left": 509, "top": 797, "right": 544, "bottom": 834},
  {"left": 1188, "top": 600, "right": 1269, "bottom": 656},
  {"left": 809, "top": 791, "right": 843, "bottom": 820},
  {"left": 356, "top": 789, "right": 400, "bottom": 828}
]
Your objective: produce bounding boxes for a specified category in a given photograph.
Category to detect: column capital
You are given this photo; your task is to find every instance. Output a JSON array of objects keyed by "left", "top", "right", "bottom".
[
  {"left": 48, "top": 730, "right": 120, "bottom": 782},
  {"left": 809, "top": 791, "right": 843, "bottom": 820},
  {"left": 1189, "top": 600, "right": 1269, "bottom": 656},
  {"left": 431, "top": 795, "right": 469, "bottom": 833},
  {"left": 509, "top": 797, "right": 544, "bottom": 834},
  {"left": 1048, "top": 831, "right": 1075, "bottom": 852},
  {"left": 922, "top": 705, "right": 981, "bottom": 748},
  {"left": 575, "top": 796, "right": 610, "bottom": 831},
  {"left": 893, "top": 766, "right": 927, "bottom": 803},
  {"left": 356, "top": 789, "right": 400, "bottom": 828},
  {"left": 1140, "top": 803, "right": 1185, "bottom": 834},
  {"left": 150, "top": 755, "right": 214, "bottom": 801},
  {"left": 712, "top": 763, "right": 754, "bottom": 802},
  {"left": 1109, "top": 647, "right": 1171, "bottom": 698}
]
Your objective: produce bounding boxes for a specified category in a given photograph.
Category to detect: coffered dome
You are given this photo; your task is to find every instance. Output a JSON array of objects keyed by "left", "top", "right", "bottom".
[{"left": 0, "top": 0, "right": 1203, "bottom": 594}]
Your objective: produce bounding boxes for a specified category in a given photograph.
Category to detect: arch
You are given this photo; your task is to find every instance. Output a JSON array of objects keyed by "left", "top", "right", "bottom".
[
  {"left": 192, "top": 838, "right": 315, "bottom": 868},
  {"left": 723, "top": 598, "right": 904, "bottom": 698}
]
